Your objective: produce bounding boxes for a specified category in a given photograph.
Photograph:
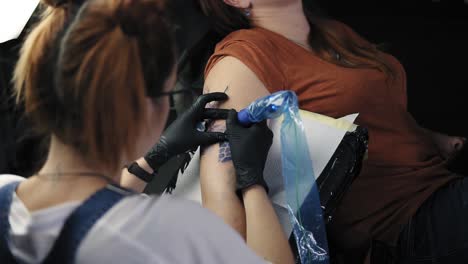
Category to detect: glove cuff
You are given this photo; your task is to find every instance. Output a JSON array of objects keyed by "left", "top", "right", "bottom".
[
  {"left": 235, "top": 169, "right": 269, "bottom": 195},
  {"left": 144, "top": 144, "right": 171, "bottom": 171}
]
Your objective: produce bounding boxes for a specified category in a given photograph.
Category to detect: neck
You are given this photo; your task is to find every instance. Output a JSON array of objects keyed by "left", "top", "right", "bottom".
[
  {"left": 16, "top": 136, "right": 121, "bottom": 211},
  {"left": 38, "top": 136, "right": 118, "bottom": 186},
  {"left": 251, "top": 1, "right": 310, "bottom": 48}
]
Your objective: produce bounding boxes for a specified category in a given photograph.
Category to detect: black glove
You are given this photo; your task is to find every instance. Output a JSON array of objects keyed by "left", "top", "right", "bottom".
[
  {"left": 144, "top": 92, "right": 229, "bottom": 171},
  {"left": 225, "top": 109, "right": 273, "bottom": 194}
]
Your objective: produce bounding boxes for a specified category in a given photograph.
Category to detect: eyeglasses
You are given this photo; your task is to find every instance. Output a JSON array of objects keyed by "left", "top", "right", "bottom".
[
  {"left": 153, "top": 88, "right": 199, "bottom": 107},
  {"left": 153, "top": 88, "right": 200, "bottom": 129},
  {"left": 153, "top": 88, "right": 197, "bottom": 98}
]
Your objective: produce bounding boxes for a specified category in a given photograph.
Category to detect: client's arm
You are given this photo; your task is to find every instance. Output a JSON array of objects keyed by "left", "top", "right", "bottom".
[
  {"left": 225, "top": 110, "right": 294, "bottom": 264},
  {"left": 201, "top": 57, "right": 293, "bottom": 262},
  {"left": 243, "top": 186, "right": 295, "bottom": 264},
  {"left": 200, "top": 56, "right": 270, "bottom": 237}
]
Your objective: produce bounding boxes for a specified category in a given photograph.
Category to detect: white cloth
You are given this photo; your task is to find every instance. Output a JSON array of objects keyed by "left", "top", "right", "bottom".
[
  {"left": 170, "top": 112, "right": 359, "bottom": 236},
  {"left": 0, "top": 175, "right": 266, "bottom": 264}
]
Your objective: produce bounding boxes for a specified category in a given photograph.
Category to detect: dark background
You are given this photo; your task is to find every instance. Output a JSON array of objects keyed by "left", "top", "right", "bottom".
[
  {"left": 321, "top": 0, "right": 468, "bottom": 134},
  {"left": 1, "top": 0, "right": 467, "bottom": 182}
]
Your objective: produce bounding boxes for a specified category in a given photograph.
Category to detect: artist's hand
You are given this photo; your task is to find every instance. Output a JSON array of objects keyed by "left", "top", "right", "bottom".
[
  {"left": 429, "top": 131, "right": 466, "bottom": 160},
  {"left": 144, "top": 93, "right": 229, "bottom": 170},
  {"left": 225, "top": 109, "right": 272, "bottom": 193}
]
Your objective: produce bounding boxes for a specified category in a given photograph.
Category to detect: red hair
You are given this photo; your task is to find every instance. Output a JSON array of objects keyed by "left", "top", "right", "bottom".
[{"left": 14, "top": 0, "right": 176, "bottom": 172}]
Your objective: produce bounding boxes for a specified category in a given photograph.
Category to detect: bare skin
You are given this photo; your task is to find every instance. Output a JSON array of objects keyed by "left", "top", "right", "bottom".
[
  {"left": 17, "top": 138, "right": 119, "bottom": 212},
  {"left": 200, "top": 57, "right": 269, "bottom": 233}
]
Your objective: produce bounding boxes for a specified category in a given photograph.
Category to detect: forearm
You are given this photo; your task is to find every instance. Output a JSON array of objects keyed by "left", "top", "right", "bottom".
[
  {"left": 120, "top": 157, "right": 152, "bottom": 193},
  {"left": 200, "top": 179, "right": 246, "bottom": 239},
  {"left": 243, "top": 185, "right": 294, "bottom": 264},
  {"left": 200, "top": 144, "right": 247, "bottom": 239}
]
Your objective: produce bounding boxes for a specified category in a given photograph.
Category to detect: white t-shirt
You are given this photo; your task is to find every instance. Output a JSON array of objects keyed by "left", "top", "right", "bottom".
[{"left": 0, "top": 175, "right": 267, "bottom": 264}]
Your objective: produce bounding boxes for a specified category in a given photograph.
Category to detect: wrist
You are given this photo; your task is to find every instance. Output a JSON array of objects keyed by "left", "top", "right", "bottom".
[
  {"left": 136, "top": 158, "right": 155, "bottom": 174},
  {"left": 236, "top": 170, "right": 269, "bottom": 195},
  {"left": 127, "top": 161, "right": 156, "bottom": 183},
  {"left": 240, "top": 184, "right": 270, "bottom": 203},
  {"left": 144, "top": 144, "right": 171, "bottom": 171},
  {"left": 242, "top": 184, "right": 267, "bottom": 196}
]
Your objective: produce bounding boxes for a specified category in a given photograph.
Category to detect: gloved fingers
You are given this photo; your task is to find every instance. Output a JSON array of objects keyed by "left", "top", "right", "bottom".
[
  {"left": 250, "top": 121, "right": 273, "bottom": 142},
  {"left": 256, "top": 119, "right": 268, "bottom": 128},
  {"left": 192, "top": 93, "right": 229, "bottom": 116},
  {"left": 226, "top": 109, "right": 239, "bottom": 129},
  {"left": 202, "top": 108, "right": 229, "bottom": 120},
  {"left": 197, "top": 131, "right": 228, "bottom": 145}
]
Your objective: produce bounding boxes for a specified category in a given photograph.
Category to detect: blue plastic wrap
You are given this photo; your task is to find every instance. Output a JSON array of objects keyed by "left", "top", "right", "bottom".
[{"left": 239, "top": 91, "right": 329, "bottom": 264}]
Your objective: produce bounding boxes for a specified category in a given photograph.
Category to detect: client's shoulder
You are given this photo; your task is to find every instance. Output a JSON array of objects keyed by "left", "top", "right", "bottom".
[
  {"left": 216, "top": 27, "right": 282, "bottom": 51},
  {"left": 222, "top": 27, "right": 271, "bottom": 42}
]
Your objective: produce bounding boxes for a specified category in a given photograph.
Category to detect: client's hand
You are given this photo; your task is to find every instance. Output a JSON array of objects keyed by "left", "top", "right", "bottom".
[
  {"left": 145, "top": 92, "right": 229, "bottom": 171},
  {"left": 429, "top": 131, "right": 466, "bottom": 160},
  {"left": 225, "top": 109, "right": 273, "bottom": 193}
]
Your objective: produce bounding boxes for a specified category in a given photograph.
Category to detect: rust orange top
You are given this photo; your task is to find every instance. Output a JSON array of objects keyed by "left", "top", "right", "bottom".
[{"left": 205, "top": 21, "right": 459, "bottom": 252}]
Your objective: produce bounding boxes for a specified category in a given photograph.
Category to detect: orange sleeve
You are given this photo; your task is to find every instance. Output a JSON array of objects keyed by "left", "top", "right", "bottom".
[{"left": 204, "top": 33, "right": 286, "bottom": 92}]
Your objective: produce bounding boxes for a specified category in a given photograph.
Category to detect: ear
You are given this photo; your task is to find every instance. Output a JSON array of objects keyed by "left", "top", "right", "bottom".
[{"left": 223, "top": 0, "right": 251, "bottom": 9}]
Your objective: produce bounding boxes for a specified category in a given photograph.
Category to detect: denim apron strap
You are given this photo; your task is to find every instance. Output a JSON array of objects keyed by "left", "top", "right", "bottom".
[
  {"left": 0, "top": 181, "right": 22, "bottom": 264},
  {"left": 43, "top": 184, "right": 133, "bottom": 263},
  {"left": 0, "top": 182, "right": 133, "bottom": 264}
]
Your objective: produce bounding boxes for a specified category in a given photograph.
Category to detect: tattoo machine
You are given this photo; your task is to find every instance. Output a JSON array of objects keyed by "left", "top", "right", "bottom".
[
  {"left": 237, "top": 96, "right": 286, "bottom": 126},
  {"left": 238, "top": 90, "right": 329, "bottom": 264}
]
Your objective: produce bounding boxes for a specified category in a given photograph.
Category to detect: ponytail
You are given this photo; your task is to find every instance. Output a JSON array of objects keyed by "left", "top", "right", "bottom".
[
  {"left": 13, "top": 0, "right": 87, "bottom": 133},
  {"left": 13, "top": 1, "right": 68, "bottom": 120}
]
